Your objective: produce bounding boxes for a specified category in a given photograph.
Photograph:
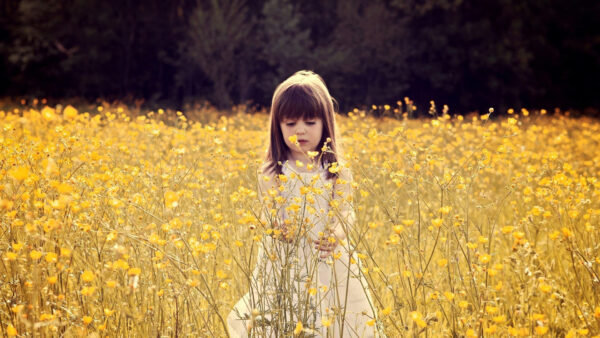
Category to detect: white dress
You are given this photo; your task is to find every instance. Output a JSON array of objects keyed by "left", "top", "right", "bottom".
[{"left": 227, "top": 162, "right": 381, "bottom": 337}]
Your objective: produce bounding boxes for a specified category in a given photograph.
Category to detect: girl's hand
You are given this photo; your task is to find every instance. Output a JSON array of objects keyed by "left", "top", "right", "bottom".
[{"left": 314, "top": 235, "right": 338, "bottom": 259}]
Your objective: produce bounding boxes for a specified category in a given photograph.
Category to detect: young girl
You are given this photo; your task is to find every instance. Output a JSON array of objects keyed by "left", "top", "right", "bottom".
[{"left": 227, "top": 71, "right": 381, "bottom": 337}]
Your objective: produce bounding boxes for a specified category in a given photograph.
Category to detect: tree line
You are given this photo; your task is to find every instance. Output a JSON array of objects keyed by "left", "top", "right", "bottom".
[{"left": 1, "top": 0, "right": 598, "bottom": 114}]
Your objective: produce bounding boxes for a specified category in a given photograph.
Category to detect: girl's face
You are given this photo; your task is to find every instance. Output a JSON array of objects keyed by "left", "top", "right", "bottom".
[{"left": 280, "top": 117, "right": 323, "bottom": 161}]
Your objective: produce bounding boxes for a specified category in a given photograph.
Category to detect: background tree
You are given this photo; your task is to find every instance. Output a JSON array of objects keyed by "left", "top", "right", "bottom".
[
  {"left": 0, "top": 0, "right": 598, "bottom": 113},
  {"left": 181, "top": 0, "right": 253, "bottom": 108}
]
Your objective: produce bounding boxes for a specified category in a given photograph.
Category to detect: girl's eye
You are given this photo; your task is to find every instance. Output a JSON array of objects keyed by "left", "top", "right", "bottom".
[
  {"left": 306, "top": 121, "right": 316, "bottom": 125},
  {"left": 285, "top": 122, "right": 295, "bottom": 126}
]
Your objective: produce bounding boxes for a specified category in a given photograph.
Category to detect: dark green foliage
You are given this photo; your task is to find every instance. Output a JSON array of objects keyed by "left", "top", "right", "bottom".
[{"left": 0, "top": 0, "right": 598, "bottom": 113}]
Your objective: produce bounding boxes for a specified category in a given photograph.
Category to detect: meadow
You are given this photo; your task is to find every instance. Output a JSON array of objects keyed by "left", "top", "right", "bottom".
[{"left": 1, "top": 102, "right": 599, "bottom": 337}]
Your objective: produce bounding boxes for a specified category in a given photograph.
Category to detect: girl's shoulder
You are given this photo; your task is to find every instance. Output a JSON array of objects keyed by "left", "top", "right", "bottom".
[{"left": 258, "top": 161, "right": 279, "bottom": 178}]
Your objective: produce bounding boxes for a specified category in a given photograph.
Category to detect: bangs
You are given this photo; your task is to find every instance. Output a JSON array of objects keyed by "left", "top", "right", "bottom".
[{"left": 275, "top": 85, "right": 324, "bottom": 122}]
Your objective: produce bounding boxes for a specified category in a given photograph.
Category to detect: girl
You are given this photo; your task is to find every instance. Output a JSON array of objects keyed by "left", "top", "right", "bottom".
[{"left": 227, "top": 71, "right": 381, "bottom": 337}]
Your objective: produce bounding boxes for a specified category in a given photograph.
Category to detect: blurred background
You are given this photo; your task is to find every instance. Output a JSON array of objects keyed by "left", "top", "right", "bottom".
[{"left": 0, "top": 0, "right": 598, "bottom": 114}]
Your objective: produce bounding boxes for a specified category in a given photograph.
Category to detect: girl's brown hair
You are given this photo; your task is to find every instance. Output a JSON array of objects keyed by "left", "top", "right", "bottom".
[{"left": 264, "top": 70, "right": 340, "bottom": 179}]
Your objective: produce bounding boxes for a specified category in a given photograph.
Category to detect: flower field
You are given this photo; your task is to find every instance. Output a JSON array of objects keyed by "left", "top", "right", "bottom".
[{"left": 1, "top": 103, "right": 599, "bottom": 337}]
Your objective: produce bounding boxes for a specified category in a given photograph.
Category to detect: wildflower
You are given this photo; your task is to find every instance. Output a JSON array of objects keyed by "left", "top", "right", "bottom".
[
  {"left": 9, "top": 166, "right": 29, "bottom": 181},
  {"left": 485, "top": 306, "right": 499, "bottom": 314},
  {"left": 410, "top": 311, "right": 427, "bottom": 328},
  {"left": 561, "top": 227, "right": 574, "bottom": 238},
  {"left": 484, "top": 325, "right": 497, "bottom": 334},
  {"left": 7, "top": 324, "right": 17, "bottom": 336},
  {"left": 30, "top": 250, "right": 43, "bottom": 260},
  {"left": 63, "top": 105, "right": 78, "bottom": 119},
  {"left": 82, "top": 270, "right": 95, "bottom": 282},
  {"left": 538, "top": 283, "right": 552, "bottom": 293},
  {"left": 81, "top": 286, "right": 96, "bottom": 296},
  {"left": 294, "top": 321, "right": 303, "bottom": 335},
  {"left": 4, "top": 251, "right": 18, "bottom": 261},
  {"left": 128, "top": 267, "right": 142, "bottom": 276},
  {"left": 493, "top": 315, "right": 506, "bottom": 323},
  {"left": 549, "top": 230, "right": 560, "bottom": 240},
  {"left": 45, "top": 252, "right": 58, "bottom": 263},
  {"left": 402, "top": 220, "right": 415, "bottom": 226}
]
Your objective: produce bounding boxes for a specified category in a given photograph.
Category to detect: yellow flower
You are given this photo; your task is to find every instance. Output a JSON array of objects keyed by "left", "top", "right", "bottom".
[
  {"left": 81, "top": 270, "right": 95, "bottom": 282},
  {"left": 9, "top": 166, "right": 29, "bottom": 181},
  {"left": 321, "top": 317, "right": 332, "bottom": 327},
  {"left": 484, "top": 325, "right": 497, "bottom": 334},
  {"left": 81, "top": 286, "right": 96, "bottom": 296},
  {"left": 4, "top": 251, "right": 18, "bottom": 261},
  {"left": 293, "top": 321, "right": 303, "bottom": 335},
  {"left": 577, "top": 328, "right": 589, "bottom": 335},
  {"left": 45, "top": 252, "right": 58, "bottom": 263},
  {"left": 128, "top": 267, "right": 142, "bottom": 276},
  {"left": 437, "top": 258, "right": 448, "bottom": 267},
  {"left": 485, "top": 305, "right": 499, "bottom": 314},
  {"left": 63, "top": 105, "right": 78, "bottom": 119},
  {"left": 479, "top": 254, "right": 491, "bottom": 264},
  {"left": 561, "top": 227, "right": 574, "bottom": 238},
  {"left": 538, "top": 283, "right": 552, "bottom": 293},
  {"left": 410, "top": 311, "right": 427, "bottom": 328},
  {"left": 30, "top": 250, "right": 43, "bottom": 260},
  {"left": 535, "top": 326, "right": 549, "bottom": 335},
  {"left": 83, "top": 316, "right": 93, "bottom": 325},
  {"left": 60, "top": 247, "right": 72, "bottom": 257},
  {"left": 7, "top": 324, "right": 17, "bottom": 336},
  {"left": 549, "top": 230, "right": 560, "bottom": 240},
  {"left": 11, "top": 305, "right": 24, "bottom": 314},
  {"left": 393, "top": 225, "right": 404, "bottom": 234},
  {"left": 493, "top": 315, "right": 506, "bottom": 323},
  {"left": 432, "top": 218, "right": 443, "bottom": 227}
]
